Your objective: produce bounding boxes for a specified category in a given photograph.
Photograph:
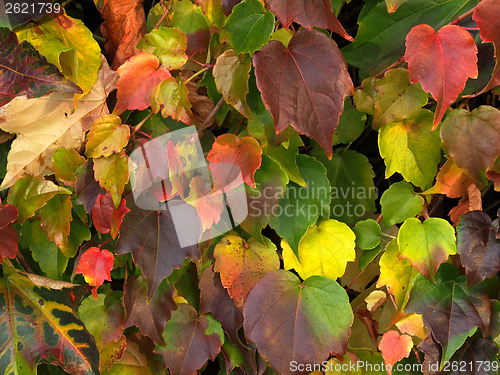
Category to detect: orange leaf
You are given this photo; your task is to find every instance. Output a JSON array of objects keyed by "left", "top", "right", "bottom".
[
  {"left": 405, "top": 24, "right": 478, "bottom": 129},
  {"left": 379, "top": 330, "right": 413, "bottom": 375},
  {"left": 186, "top": 176, "right": 224, "bottom": 232},
  {"left": 76, "top": 247, "right": 114, "bottom": 298},
  {"left": 424, "top": 159, "right": 478, "bottom": 198},
  {"left": 114, "top": 52, "right": 171, "bottom": 114},
  {"left": 207, "top": 134, "right": 262, "bottom": 191}
]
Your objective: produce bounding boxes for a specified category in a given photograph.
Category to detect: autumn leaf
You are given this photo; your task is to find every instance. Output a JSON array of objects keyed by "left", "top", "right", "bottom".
[
  {"left": 76, "top": 247, "right": 114, "bottom": 298},
  {"left": 424, "top": 159, "right": 478, "bottom": 198},
  {"left": 39, "top": 194, "right": 72, "bottom": 255},
  {"left": 85, "top": 114, "right": 130, "bottom": 159},
  {"left": 207, "top": 134, "right": 262, "bottom": 191},
  {"left": 137, "top": 27, "right": 188, "bottom": 70},
  {"left": 185, "top": 176, "right": 224, "bottom": 232},
  {"left": 0, "top": 202, "right": 18, "bottom": 263},
  {"left": 52, "top": 147, "right": 86, "bottom": 187},
  {"left": 385, "top": 0, "right": 409, "bottom": 14},
  {"left": 395, "top": 313, "right": 426, "bottom": 340},
  {"left": 405, "top": 24, "right": 478, "bottom": 128},
  {"left": 221, "top": 0, "right": 243, "bottom": 15},
  {"left": 93, "top": 151, "right": 129, "bottom": 209},
  {"left": 264, "top": 0, "right": 353, "bottom": 41},
  {"left": 253, "top": 29, "right": 353, "bottom": 158},
  {"left": 0, "top": 27, "right": 81, "bottom": 108},
  {"left": 92, "top": 193, "right": 130, "bottom": 239},
  {"left": 154, "top": 76, "right": 193, "bottom": 124},
  {"left": 379, "top": 330, "right": 413, "bottom": 375},
  {"left": 114, "top": 52, "right": 172, "bottom": 115}
]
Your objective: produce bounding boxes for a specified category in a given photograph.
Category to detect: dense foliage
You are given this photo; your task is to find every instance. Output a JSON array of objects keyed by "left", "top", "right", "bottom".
[{"left": 1, "top": 0, "right": 500, "bottom": 374}]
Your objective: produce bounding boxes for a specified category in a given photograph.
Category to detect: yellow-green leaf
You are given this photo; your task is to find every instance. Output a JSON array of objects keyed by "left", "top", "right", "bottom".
[
  {"left": 52, "top": 148, "right": 86, "bottom": 187},
  {"left": 137, "top": 27, "right": 188, "bottom": 70},
  {"left": 93, "top": 151, "right": 129, "bottom": 209},
  {"left": 154, "top": 77, "right": 193, "bottom": 124},
  {"left": 85, "top": 114, "right": 130, "bottom": 158},
  {"left": 39, "top": 194, "right": 73, "bottom": 255}
]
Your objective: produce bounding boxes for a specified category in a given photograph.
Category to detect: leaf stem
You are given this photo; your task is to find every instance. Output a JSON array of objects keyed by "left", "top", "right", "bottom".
[
  {"left": 184, "top": 66, "right": 211, "bottom": 85},
  {"left": 132, "top": 111, "right": 154, "bottom": 135},
  {"left": 373, "top": 56, "right": 405, "bottom": 79},
  {"left": 198, "top": 97, "right": 225, "bottom": 134},
  {"left": 451, "top": 7, "right": 476, "bottom": 25}
]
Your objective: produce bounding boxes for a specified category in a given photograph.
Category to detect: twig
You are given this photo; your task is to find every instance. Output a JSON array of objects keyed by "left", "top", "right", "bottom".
[
  {"left": 132, "top": 111, "right": 154, "bottom": 135},
  {"left": 154, "top": 0, "right": 171, "bottom": 29},
  {"left": 198, "top": 97, "right": 225, "bottom": 134},
  {"left": 184, "top": 66, "right": 211, "bottom": 85},
  {"left": 373, "top": 56, "right": 405, "bottom": 79},
  {"left": 375, "top": 213, "right": 383, "bottom": 223},
  {"left": 451, "top": 7, "right": 476, "bottom": 25},
  {"left": 17, "top": 252, "right": 33, "bottom": 273},
  {"left": 346, "top": 268, "right": 365, "bottom": 292}
]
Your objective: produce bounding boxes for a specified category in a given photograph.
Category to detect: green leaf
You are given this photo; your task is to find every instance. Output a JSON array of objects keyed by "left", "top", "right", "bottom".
[
  {"left": 324, "top": 348, "right": 384, "bottom": 375},
  {"left": 154, "top": 77, "right": 193, "bottom": 124},
  {"left": 93, "top": 152, "right": 129, "bottom": 209},
  {"left": 332, "top": 99, "right": 366, "bottom": 145},
  {"left": 169, "top": 1, "right": 211, "bottom": 55},
  {"left": 85, "top": 114, "right": 130, "bottom": 159},
  {"left": 341, "top": 0, "right": 478, "bottom": 78},
  {"left": 213, "top": 50, "right": 253, "bottom": 119},
  {"left": 353, "top": 77, "right": 377, "bottom": 115},
  {"left": 0, "top": 264, "right": 100, "bottom": 375},
  {"left": 52, "top": 148, "right": 86, "bottom": 187},
  {"left": 269, "top": 154, "right": 330, "bottom": 254},
  {"left": 352, "top": 219, "right": 381, "bottom": 250},
  {"left": 15, "top": 11, "right": 101, "bottom": 95},
  {"left": 405, "top": 263, "right": 490, "bottom": 366},
  {"left": 282, "top": 219, "right": 356, "bottom": 279},
  {"left": 39, "top": 194, "right": 72, "bottom": 256},
  {"left": 311, "top": 148, "right": 377, "bottom": 226},
  {"left": 137, "top": 27, "right": 188, "bottom": 70},
  {"left": 224, "top": 0, "right": 274, "bottom": 55},
  {"left": 380, "top": 181, "right": 424, "bottom": 227},
  {"left": 379, "top": 109, "right": 441, "bottom": 189},
  {"left": 372, "top": 68, "right": 428, "bottom": 129},
  {"left": 20, "top": 219, "right": 69, "bottom": 280},
  {"left": 398, "top": 217, "right": 456, "bottom": 281},
  {"left": 243, "top": 270, "right": 353, "bottom": 374},
  {"left": 264, "top": 132, "right": 306, "bottom": 186},
  {"left": 7, "top": 175, "right": 70, "bottom": 223}
]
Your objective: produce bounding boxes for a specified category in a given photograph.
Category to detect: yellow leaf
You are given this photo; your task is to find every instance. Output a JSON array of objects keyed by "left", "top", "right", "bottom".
[
  {"left": 395, "top": 313, "right": 426, "bottom": 340},
  {"left": 365, "top": 290, "right": 387, "bottom": 312}
]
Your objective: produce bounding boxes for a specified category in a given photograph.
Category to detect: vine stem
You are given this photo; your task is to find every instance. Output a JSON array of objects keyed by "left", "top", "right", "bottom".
[
  {"left": 132, "top": 111, "right": 154, "bottom": 135},
  {"left": 198, "top": 97, "right": 225, "bottom": 134},
  {"left": 184, "top": 66, "right": 211, "bottom": 85},
  {"left": 451, "top": 7, "right": 476, "bottom": 25},
  {"left": 373, "top": 56, "right": 405, "bottom": 79}
]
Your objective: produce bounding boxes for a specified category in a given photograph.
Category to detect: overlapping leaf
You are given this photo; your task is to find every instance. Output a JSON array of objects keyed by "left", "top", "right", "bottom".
[
  {"left": 379, "top": 330, "right": 413, "bottom": 375},
  {"left": 405, "top": 24, "right": 478, "bottom": 128},
  {"left": 253, "top": 29, "right": 353, "bottom": 158},
  {"left": 92, "top": 193, "right": 130, "bottom": 239},
  {"left": 380, "top": 181, "right": 424, "bottom": 227},
  {"left": 52, "top": 148, "right": 86, "bottom": 187},
  {"left": 424, "top": 159, "right": 477, "bottom": 198},
  {"left": 85, "top": 115, "right": 130, "bottom": 159},
  {"left": 243, "top": 270, "right": 353, "bottom": 375},
  {"left": 0, "top": 202, "right": 18, "bottom": 263},
  {"left": 137, "top": 27, "right": 188, "bottom": 70},
  {"left": 39, "top": 194, "right": 72, "bottom": 255},
  {"left": 93, "top": 151, "right": 129, "bottom": 209},
  {"left": 154, "top": 76, "right": 193, "bottom": 124}
]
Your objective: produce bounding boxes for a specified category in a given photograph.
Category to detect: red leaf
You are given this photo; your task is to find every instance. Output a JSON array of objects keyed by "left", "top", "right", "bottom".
[
  {"left": 0, "top": 203, "right": 19, "bottom": 263},
  {"left": 405, "top": 24, "right": 478, "bottom": 129},
  {"left": 76, "top": 247, "right": 114, "bottom": 298},
  {"left": 379, "top": 330, "right": 413, "bottom": 375},
  {"left": 264, "top": 0, "right": 353, "bottom": 41},
  {"left": 253, "top": 29, "right": 353, "bottom": 159},
  {"left": 92, "top": 193, "right": 130, "bottom": 239},
  {"left": 114, "top": 52, "right": 172, "bottom": 114},
  {"left": 473, "top": 0, "right": 500, "bottom": 94},
  {"left": 207, "top": 134, "right": 262, "bottom": 191},
  {"left": 0, "top": 204, "right": 18, "bottom": 229}
]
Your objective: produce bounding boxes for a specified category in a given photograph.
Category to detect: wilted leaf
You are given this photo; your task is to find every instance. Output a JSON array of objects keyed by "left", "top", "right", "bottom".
[
  {"left": 440, "top": 106, "right": 500, "bottom": 183},
  {"left": 214, "top": 235, "right": 279, "bottom": 309},
  {"left": 99, "top": 335, "right": 127, "bottom": 371},
  {"left": 379, "top": 109, "right": 441, "bottom": 189},
  {"left": 364, "top": 290, "right": 386, "bottom": 312},
  {"left": 39, "top": 194, "right": 72, "bottom": 255},
  {"left": 123, "top": 275, "right": 177, "bottom": 344},
  {"left": 424, "top": 159, "right": 478, "bottom": 198},
  {"left": 76, "top": 247, "right": 114, "bottom": 298},
  {"left": 456, "top": 211, "right": 500, "bottom": 287},
  {"left": 99, "top": 0, "right": 146, "bottom": 69},
  {"left": 380, "top": 181, "right": 424, "bottom": 227},
  {"left": 0, "top": 27, "right": 81, "bottom": 108},
  {"left": 15, "top": 10, "right": 101, "bottom": 96},
  {"left": 207, "top": 134, "right": 262, "bottom": 190},
  {"left": 282, "top": 219, "right": 356, "bottom": 279},
  {"left": 137, "top": 27, "right": 188, "bottom": 70},
  {"left": 224, "top": 0, "right": 274, "bottom": 55},
  {"left": 253, "top": 29, "right": 353, "bottom": 158},
  {"left": 213, "top": 50, "right": 253, "bottom": 118},
  {"left": 92, "top": 193, "right": 130, "bottom": 239},
  {"left": 93, "top": 151, "right": 129, "bottom": 209},
  {"left": 0, "top": 264, "right": 100, "bottom": 375},
  {"left": 405, "top": 263, "right": 490, "bottom": 365},
  {"left": 243, "top": 270, "right": 353, "bottom": 374},
  {"left": 85, "top": 115, "right": 130, "bottom": 159},
  {"left": 155, "top": 304, "right": 224, "bottom": 375},
  {"left": 379, "top": 330, "right": 413, "bottom": 375},
  {"left": 264, "top": 0, "right": 352, "bottom": 41},
  {"left": 52, "top": 148, "right": 86, "bottom": 187},
  {"left": 114, "top": 52, "right": 172, "bottom": 115},
  {"left": 405, "top": 24, "right": 478, "bottom": 128}
]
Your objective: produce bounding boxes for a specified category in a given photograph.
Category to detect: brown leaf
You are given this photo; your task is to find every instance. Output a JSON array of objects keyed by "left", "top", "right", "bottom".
[
  {"left": 467, "top": 183, "right": 482, "bottom": 211},
  {"left": 355, "top": 309, "right": 380, "bottom": 349}
]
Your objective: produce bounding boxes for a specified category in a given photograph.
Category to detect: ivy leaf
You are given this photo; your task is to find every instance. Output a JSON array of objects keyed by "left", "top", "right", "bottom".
[
  {"left": 405, "top": 263, "right": 491, "bottom": 366},
  {"left": 380, "top": 181, "right": 424, "bottom": 227},
  {"left": 405, "top": 24, "right": 478, "bottom": 128},
  {"left": 325, "top": 349, "right": 384, "bottom": 375},
  {"left": 137, "top": 27, "right": 188, "bottom": 70},
  {"left": 353, "top": 219, "right": 382, "bottom": 251},
  {"left": 214, "top": 235, "right": 280, "bottom": 309},
  {"left": 207, "top": 134, "right": 262, "bottom": 190},
  {"left": 398, "top": 218, "right": 456, "bottom": 282},
  {"left": 154, "top": 76, "right": 193, "bottom": 124},
  {"left": 155, "top": 304, "right": 224, "bottom": 375},
  {"left": 224, "top": 0, "right": 274, "bottom": 55},
  {"left": 440, "top": 106, "right": 500, "bottom": 184},
  {"left": 379, "top": 331, "right": 413, "bottom": 375},
  {"left": 93, "top": 151, "right": 129, "bottom": 209},
  {"left": 39, "top": 194, "right": 72, "bottom": 255},
  {"left": 243, "top": 270, "right": 353, "bottom": 374},
  {"left": 265, "top": 132, "right": 306, "bottom": 186},
  {"left": 185, "top": 176, "right": 224, "bottom": 233},
  {"left": 123, "top": 275, "right": 177, "bottom": 345},
  {"left": 92, "top": 193, "right": 130, "bottom": 239},
  {"left": 0, "top": 202, "right": 18, "bottom": 264},
  {"left": 372, "top": 68, "right": 428, "bottom": 129},
  {"left": 379, "top": 109, "right": 441, "bottom": 189},
  {"left": 395, "top": 313, "right": 426, "bottom": 340},
  {"left": 424, "top": 159, "right": 477, "bottom": 198},
  {"left": 75, "top": 159, "right": 107, "bottom": 214},
  {"left": 269, "top": 155, "right": 330, "bottom": 254},
  {"left": 213, "top": 50, "right": 253, "bottom": 118},
  {"left": 0, "top": 264, "right": 100, "bottom": 375},
  {"left": 85, "top": 115, "right": 130, "bottom": 159},
  {"left": 239, "top": 154, "right": 288, "bottom": 242},
  {"left": 0, "top": 4, "right": 48, "bottom": 28},
  {"left": 115, "top": 195, "right": 201, "bottom": 297},
  {"left": 76, "top": 247, "right": 114, "bottom": 298},
  {"left": 7, "top": 175, "right": 70, "bottom": 223},
  {"left": 253, "top": 28, "right": 353, "bottom": 158},
  {"left": 264, "top": 0, "right": 352, "bottom": 41},
  {"left": 385, "top": 0, "right": 409, "bottom": 14},
  {"left": 0, "top": 28, "right": 81, "bottom": 108},
  {"left": 114, "top": 52, "right": 172, "bottom": 114},
  {"left": 221, "top": 0, "right": 243, "bottom": 15},
  {"left": 282, "top": 219, "right": 356, "bottom": 279},
  {"left": 199, "top": 266, "right": 244, "bottom": 346},
  {"left": 15, "top": 10, "right": 101, "bottom": 96},
  {"left": 456, "top": 211, "right": 500, "bottom": 287},
  {"left": 52, "top": 148, "right": 86, "bottom": 187}
]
